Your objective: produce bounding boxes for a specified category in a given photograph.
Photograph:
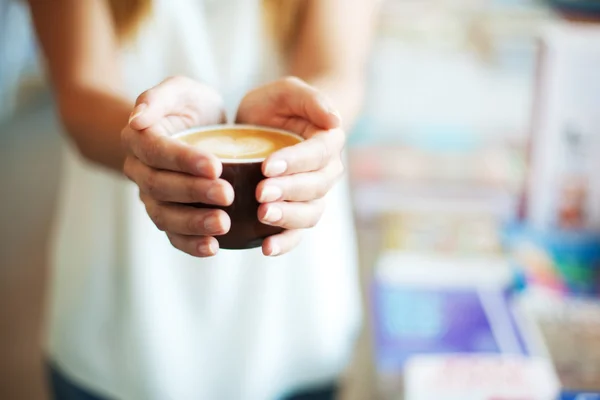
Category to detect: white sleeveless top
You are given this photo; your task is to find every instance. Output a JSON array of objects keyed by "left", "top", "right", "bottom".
[{"left": 47, "top": 1, "right": 361, "bottom": 399}]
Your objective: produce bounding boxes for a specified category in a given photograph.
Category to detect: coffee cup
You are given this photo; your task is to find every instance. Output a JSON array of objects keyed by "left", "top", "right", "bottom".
[{"left": 174, "top": 125, "right": 303, "bottom": 249}]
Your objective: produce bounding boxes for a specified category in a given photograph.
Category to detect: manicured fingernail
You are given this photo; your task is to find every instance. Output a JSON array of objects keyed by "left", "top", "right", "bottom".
[
  {"left": 197, "top": 159, "right": 210, "bottom": 175},
  {"left": 265, "top": 160, "right": 287, "bottom": 177},
  {"left": 259, "top": 186, "right": 282, "bottom": 203},
  {"left": 206, "top": 185, "right": 222, "bottom": 202},
  {"left": 268, "top": 243, "right": 280, "bottom": 257},
  {"left": 262, "top": 205, "right": 283, "bottom": 224},
  {"left": 199, "top": 240, "right": 218, "bottom": 256},
  {"left": 128, "top": 103, "right": 147, "bottom": 124},
  {"left": 203, "top": 215, "right": 221, "bottom": 233}
]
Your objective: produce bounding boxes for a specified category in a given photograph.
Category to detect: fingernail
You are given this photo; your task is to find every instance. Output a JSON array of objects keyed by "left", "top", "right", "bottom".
[
  {"left": 199, "top": 240, "right": 218, "bottom": 256},
  {"left": 262, "top": 205, "right": 283, "bottom": 224},
  {"left": 203, "top": 215, "right": 221, "bottom": 233},
  {"left": 206, "top": 185, "right": 222, "bottom": 203},
  {"left": 128, "top": 103, "right": 147, "bottom": 125},
  {"left": 259, "top": 186, "right": 282, "bottom": 203},
  {"left": 268, "top": 243, "right": 281, "bottom": 257},
  {"left": 265, "top": 160, "right": 287, "bottom": 177},
  {"left": 197, "top": 159, "right": 210, "bottom": 175}
]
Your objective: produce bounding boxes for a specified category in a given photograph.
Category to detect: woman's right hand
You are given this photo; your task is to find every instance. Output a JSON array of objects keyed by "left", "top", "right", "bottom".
[{"left": 122, "top": 76, "right": 233, "bottom": 257}]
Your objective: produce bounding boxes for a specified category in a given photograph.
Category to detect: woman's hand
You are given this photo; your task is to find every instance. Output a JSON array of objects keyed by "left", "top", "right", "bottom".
[
  {"left": 236, "top": 77, "right": 346, "bottom": 257},
  {"left": 122, "top": 76, "right": 233, "bottom": 257}
]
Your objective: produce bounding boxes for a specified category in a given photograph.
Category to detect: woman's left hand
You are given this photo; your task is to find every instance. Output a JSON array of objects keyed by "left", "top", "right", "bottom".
[{"left": 236, "top": 77, "right": 346, "bottom": 256}]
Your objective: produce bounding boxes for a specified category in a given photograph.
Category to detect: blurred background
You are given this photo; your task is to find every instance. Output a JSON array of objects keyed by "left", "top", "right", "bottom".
[{"left": 3, "top": 0, "right": 600, "bottom": 399}]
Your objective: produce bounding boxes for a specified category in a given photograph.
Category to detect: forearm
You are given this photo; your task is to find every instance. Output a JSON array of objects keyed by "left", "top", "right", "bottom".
[
  {"left": 27, "top": 0, "right": 129, "bottom": 172},
  {"left": 58, "top": 86, "right": 132, "bottom": 172}
]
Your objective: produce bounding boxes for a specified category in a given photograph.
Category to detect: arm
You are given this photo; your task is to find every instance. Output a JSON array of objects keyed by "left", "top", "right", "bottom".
[
  {"left": 27, "top": 0, "right": 130, "bottom": 171},
  {"left": 290, "top": 0, "right": 379, "bottom": 128}
]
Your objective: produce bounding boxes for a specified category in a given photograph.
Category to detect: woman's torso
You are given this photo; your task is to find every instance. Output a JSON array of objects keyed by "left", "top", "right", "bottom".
[{"left": 46, "top": 1, "right": 361, "bottom": 399}]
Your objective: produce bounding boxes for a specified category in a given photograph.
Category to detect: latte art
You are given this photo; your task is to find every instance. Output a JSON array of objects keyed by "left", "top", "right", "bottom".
[
  {"left": 192, "top": 136, "right": 276, "bottom": 159},
  {"left": 179, "top": 127, "right": 302, "bottom": 160}
]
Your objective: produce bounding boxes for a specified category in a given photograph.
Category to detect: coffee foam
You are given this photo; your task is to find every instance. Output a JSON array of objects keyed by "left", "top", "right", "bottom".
[
  {"left": 192, "top": 136, "right": 275, "bottom": 159},
  {"left": 181, "top": 128, "right": 301, "bottom": 160}
]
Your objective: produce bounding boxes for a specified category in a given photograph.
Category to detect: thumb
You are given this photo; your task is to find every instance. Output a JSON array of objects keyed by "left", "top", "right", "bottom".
[
  {"left": 128, "top": 76, "right": 224, "bottom": 131},
  {"left": 272, "top": 77, "right": 342, "bottom": 130}
]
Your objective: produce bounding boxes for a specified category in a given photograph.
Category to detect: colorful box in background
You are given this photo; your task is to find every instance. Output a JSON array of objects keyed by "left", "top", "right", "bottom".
[
  {"left": 507, "top": 224, "right": 600, "bottom": 296},
  {"left": 371, "top": 252, "right": 526, "bottom": 372}
]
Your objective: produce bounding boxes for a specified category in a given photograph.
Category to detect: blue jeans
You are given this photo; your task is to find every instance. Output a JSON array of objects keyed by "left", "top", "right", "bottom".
[{"left": 49, "top": 363, "right": 337, "bottom": 400}]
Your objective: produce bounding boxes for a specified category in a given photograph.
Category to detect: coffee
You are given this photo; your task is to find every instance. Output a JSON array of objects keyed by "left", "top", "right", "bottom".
[
  {"left": 176, "top": 125, "right": 302, "bottom": 250},
  {"left": 180, "top": 128, "right": 300, "bottom": 160}
]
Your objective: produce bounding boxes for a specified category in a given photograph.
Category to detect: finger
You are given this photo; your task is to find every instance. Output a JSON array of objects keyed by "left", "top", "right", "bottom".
[
  {"left": 166, "top": 234, "right": 219, "bottom": 258},
  {"left": 141, "top": 193, "right": 231, "bottom": 236},
  {"left": 272, "top": 77, "right": 342, "bottom": 130},
  {"left": 128, "top": 76, "right": 224, "bottom": 131},
  {"left": 262, "top": 229, "right": 303, "bottom": 257},
  {"left": 262, "top": 129, "right": 345, "bottom": 177},
  {"left": 256, "top": 161, "right": 343, "bottom": 203},
  {"left": 236, "top": 77, "right": 342, "bottom": 131},
  {"left": 124, "top": 156, "right": 233, "bottom": 205},
  {"left": 258, "top": 200, "right": 325, "bottom": 230},
  {"left": 122, "top": 128, "right": 222, "bottom": 177}
]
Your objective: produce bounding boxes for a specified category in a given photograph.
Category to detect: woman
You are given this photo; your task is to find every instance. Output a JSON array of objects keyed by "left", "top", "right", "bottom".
[{"left": 26, "top": 0, "right": 376, "bottom": 398}]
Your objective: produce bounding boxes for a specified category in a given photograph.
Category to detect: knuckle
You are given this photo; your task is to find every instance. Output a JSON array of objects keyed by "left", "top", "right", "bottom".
[
  {"left": 281, "top": 76, "right": 303, "bottom": 87},
  {"left": 186, "top": 178, "right": 198, "bottom": 202},
  {"left": 142, "top": 169, "right": 158, "bottom": 195},
  {"left": 122, "top": 157, "right": 134, "bottom": 180},
  {"left": 315, "top": 180, "right": 329, "bottom": 199},
  {"left": 141, "top": 137, "right": 161, "bottom": 165},
  {"left": 316, "top": 140, "right": 331, "bottom": 168},
  {"left": 148, "top": 204, "right": 166, "bottom": 231},
  {"left": 165, "top": 75, "right": 189, "bottom": 86},
  {"left": 186, "top": 213, "right": 199, "bottom": 235},
  {"left": 121, "top": 127, "right": 132, "bottom": 145},
  {"left": 174, "top": 148, "right": 189, "bottom": 172},
  {"left": 275, "top": 77, "right": 304, "bottom": 103},
  {"left": 136, "top": 89, "right": 154, "bottom": 106}
]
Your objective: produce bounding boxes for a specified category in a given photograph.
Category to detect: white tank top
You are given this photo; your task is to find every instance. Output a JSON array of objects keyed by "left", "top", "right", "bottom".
[{"left": 47, "top": 1, "right": 361, "bottom": 399}]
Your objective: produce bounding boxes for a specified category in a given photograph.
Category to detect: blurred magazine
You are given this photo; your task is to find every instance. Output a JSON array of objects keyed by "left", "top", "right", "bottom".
[{"left": 371, "top": 252, "right": 528, "bottom": 398}]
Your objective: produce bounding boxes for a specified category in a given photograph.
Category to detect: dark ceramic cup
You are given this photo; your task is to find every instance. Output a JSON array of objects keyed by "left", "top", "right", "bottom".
[{"left": 174, "top": 125, "right": 303, "bottom": 250}]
